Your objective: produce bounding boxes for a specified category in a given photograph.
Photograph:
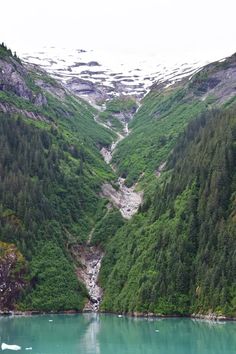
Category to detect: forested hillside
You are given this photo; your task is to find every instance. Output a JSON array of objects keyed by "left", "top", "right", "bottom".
[
  {"left": 100, "top": 105, "right": 236, "bottom": 316},
  {"left": 113, "top": 54, "right": 236, "bottom": 187},
  {"left": 1, "top": 42, "right": 236, "bottom": 317},
  {"left": 0, "top": 43, "right": 115, "bottom": 311}
]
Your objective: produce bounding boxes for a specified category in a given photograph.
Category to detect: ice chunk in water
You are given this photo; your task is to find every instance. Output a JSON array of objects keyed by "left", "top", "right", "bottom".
[{"left": 1, "top": 343, "right": 21, "bottom": 350}]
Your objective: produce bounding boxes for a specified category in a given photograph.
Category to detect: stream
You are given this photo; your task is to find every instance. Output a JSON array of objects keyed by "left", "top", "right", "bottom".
[
  {"left": 75, "top": 245, "right": 104, "bottom": 312},
  {"left": 76, "top": 106, "right": 143, "bottom": 312},
  {"left": 99, "top": 119, "right": 143, "bottom": 218}
]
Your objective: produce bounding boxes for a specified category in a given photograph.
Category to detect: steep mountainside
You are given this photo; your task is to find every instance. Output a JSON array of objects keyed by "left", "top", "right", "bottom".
[
  {"left": 113, "top": 54, "right": 236, "bottom": 187},
  {"left": 100, "top": 54, "right": 236, "bottom": 317},
  {"left": 1, "top": 42, "right": 236, "bottom": 317},
  {"left": 0, "top": 43, "right": 117, "bottom": 311},
  {"left": 100, "top": 105, "right": 236, "bottom": 316}
]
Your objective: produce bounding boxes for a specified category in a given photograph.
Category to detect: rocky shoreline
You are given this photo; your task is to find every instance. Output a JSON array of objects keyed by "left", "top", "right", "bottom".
[
  {"left": 0, "top": 309, "right": 82, "bottom": 316},
  {"left": 102, "top": 311, "right": 236, "bottom": 322},
  {"left": 1, "top": 310, "right": 235, "bottom": 321}
]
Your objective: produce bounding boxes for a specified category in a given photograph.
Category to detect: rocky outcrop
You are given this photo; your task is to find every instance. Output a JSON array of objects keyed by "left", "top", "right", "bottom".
[
  {"left": 0, "top": 58, "right": 29, "bottom": 95},
  {"left": 189, "top": 58, "right": 236, "bottom": 104},
  {"left": 0, "top": 59, "right": 47, "bottom": 106},
  {"left": 66, "top": 77, "right": 114, "bottom": 103},
  {"left": 21, "top": 46, "right": 207, "bottom": 105},
  {"left": 101, "top": 178, "right": 143, "bottom": 219},
  {"left": 0, "top": 102, "right": 51, "bottom": 123},
  {"left": 95, "top": 108, "right": 143, "bottom": 219},
  {"left": 0, "top": 242, "right": 27, "bottom": 310},
  {"left": 155, "top": 162, "right": 166, "bottom": 177},
  {"left": 72, "top": 245, "right": 104, "bottom": 312},
  {"left": 35, "top": 79, "right": 66, "bottom": 99},
  {"left": 191, "top": 313, "right": 230, "bottom": 322},
  {"left": 67, "top": 77, "right": 96, "bottom": 94},
  {"left": 100, "top": 131, "right": 125, "bottom": 164}
]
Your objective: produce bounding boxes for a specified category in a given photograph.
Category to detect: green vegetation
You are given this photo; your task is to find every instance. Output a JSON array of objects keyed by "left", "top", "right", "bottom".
[
  {"left": 0, "top": 109, "right": 115, "bottom": 310},
  {"left": 101, "top": 106, "right": 236, "bottom": 316},
  {"left": 113, "top": 86, "right": 211, "bottom": 187},
  {"left": 91, "top": 209, "right": 125, "bottom": 247},
  {"left": 0, "top": 46, "right": 118, "bottom": 310},
  {"left": 1, "top": 45, "right": 236, "bottom": 317},
  {"left": 20, "top": 242, "right": 87, "bottom": 311},
  {"left": 96, "top": 96, "right": 138, "bottom": 134},
  {"left": 0, "top": 42, "right": 20, "bottom": 62},
  {"left": 98, "top": 111, "right": 124, "bottom": 133},
  {"left": 106, "top": 96, "right": 137, "bottom": 114}
]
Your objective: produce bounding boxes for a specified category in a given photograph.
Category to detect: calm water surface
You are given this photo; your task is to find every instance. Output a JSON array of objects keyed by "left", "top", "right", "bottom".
[{"left": 0, "top": 314, "right": 235, "bottom": 354}]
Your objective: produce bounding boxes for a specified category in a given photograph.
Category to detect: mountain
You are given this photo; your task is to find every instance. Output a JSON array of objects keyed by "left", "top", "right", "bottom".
[
  {"left": 100, "top": 53, "right": 236, "bottom": 317},
  {"left": 21, "top": 47, "right": 206, "bottom": 105},
  {"left": 0, "top": 43, "right": 116, "bottom": 311},
  {"left": 0, "top": 42, "right": 236, "bottom": 317},
  {"left": 113, "top": 54, "right": 236, "bottom": 187}
]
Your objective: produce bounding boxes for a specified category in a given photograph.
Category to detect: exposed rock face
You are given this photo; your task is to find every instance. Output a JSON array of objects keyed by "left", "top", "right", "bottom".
[
  {"left": 67, "top": 77, "right": 96, "bottom": 94},
  {"left": 101, "top": 178, "right": 143, "bottom": 219},
  {"left": 155, "top": 162, "right": 166, "bottom": 177},
  {"left": 21, "top": 47, "right": 206, "bottom": 105},
  {"left": 0, "top": 102, "right": 51, "bottom": 123},
  {"left": 0, "top": 58, "right": 47, "bottom": 106},
  {"left": 0, "top": 59, "right": 32, "bottom": 100},
  {"left": 66, "top": 77, "right": 114, "bottom": 103},
  {"left": 204, "top": 67, "right": 236, "bottom": 103},
  {"left": 73, "top": 245, "right": 104, "bottom": 312},
  {"left": 95, "top": 109, "right": 143, "bottom": 219},
  {"left": 34, "top": 78, "right": 66, "bottom": 99},
  {"left": 188, "top": 58, "right": 236, "bottom": 103},
  {"left": 0, "top": 242, "right": 27, "bottom": 310},
  {"left": 33, "top": 92, "right": 48, "bottom": 106}
]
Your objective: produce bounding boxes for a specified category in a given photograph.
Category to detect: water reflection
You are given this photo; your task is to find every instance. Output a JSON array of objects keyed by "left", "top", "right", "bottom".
[
  {"left": 0, "top": 314, "right": 235, "bottom": 354},
  {"left": 81, "top": 313, "right": 101, "bottom": 354}
]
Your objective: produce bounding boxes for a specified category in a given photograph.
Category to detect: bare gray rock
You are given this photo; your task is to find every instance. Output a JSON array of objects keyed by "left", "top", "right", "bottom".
[
  {"left": 0, "top": 58, "right": 47, "bottom": 106},
  {"left": 101, "top": 178, "right": 143, "bottom": 219},
  {"left": 73, "top": 245, "right": 104, "bottom": 312},
  {"left": 0, "top": 102, "right": 51, "bottom": 123}
]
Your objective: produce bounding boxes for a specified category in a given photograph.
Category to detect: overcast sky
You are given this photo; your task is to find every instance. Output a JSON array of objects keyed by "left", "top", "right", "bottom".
[{"left": 1, "top": 0, "right": 236, "bottom": 61}]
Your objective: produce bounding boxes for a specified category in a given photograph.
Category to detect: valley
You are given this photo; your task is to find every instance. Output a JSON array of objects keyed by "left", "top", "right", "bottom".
[
  {"left": 0, "top": 43, "right": 236, "bottom": 319},
  {"left": 76, "top": 99, "right": 143, "bottom": 310}
]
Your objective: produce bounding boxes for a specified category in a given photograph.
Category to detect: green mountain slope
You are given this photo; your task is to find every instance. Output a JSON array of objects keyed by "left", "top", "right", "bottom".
[
  {"left": 0, "top": 43, "right": 115, "bottom": 311},
  {"left": 100, "top": 53, "right": 236, "bottom": 317},
  {"left": 100, "top": 104, "right": 236, "bottom": 317},
  {"left": 1, "top": 42, "right": 236, "bottom": 317},
  {"left": 113, "top": 54, "right": 236, "bottom": 187}
]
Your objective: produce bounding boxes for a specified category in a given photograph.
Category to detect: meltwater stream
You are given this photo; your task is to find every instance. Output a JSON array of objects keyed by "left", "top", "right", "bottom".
[{"left": 0, "top": 314, "right": 236, "bottom": 354}]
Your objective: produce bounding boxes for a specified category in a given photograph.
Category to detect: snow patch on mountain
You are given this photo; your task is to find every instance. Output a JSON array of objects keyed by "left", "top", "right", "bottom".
[{"left": 22, "top": 47, "right": 209, "bottom": 104}]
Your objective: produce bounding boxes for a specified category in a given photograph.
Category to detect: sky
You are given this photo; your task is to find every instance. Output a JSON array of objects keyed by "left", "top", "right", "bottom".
[{"left": 1, "top": 0, "right": 236, "bottom": 62}]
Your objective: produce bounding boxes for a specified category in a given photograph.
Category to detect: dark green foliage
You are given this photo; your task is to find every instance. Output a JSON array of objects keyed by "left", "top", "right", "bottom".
[
  {"left": 101, "top": 106, "right": 236, "bottom": 316},
  {"left": 113, "top": 86, "right": 208, "bottom": 186},
  {"left": 96, "top": 96, "right": 137, "bottom": 134},
  {"left": 0, "top": 43, "right": 20, "bottom": 62},
  {"left": 106, "top": 97, "right": 137, "bottom": 114},
  {"left": 0, "top": 47, "right": 118, "bottom": 311},
  {"left": 0, "top": 114, "right": 101, "bottom": 245},
  {"left": 20, "top": 242, "right": 86, "bottom": 311},
  {"left": 1, "top": 46, "right": 236, "bottom": 315},
  {"left": 98, "top": 111, "right": 124, "bottom": 133},
  {"left": 91, "top": 209, "right": 125, "bottom": 247},
  {"left": 0, "top": 111, "right": 114, "bottom": 310}
]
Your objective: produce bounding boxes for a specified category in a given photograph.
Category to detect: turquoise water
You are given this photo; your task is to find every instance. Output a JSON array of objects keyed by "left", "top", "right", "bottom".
[{"left": 0, "top": 314, "right": 236, "bottom": 353}]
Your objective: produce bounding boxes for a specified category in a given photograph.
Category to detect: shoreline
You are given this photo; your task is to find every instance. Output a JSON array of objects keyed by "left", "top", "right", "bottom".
[
  {"left": 1, "top": 310, "right": 236, "bottom": 322},
  {"left": 102, "top": 311, "right": 236, "bottom": 322}
]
